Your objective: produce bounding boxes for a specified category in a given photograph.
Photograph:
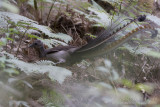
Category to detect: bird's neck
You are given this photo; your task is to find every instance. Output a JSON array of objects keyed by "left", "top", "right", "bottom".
[{"left": 38, "top": 46, "right": 47, "bottom": 58}]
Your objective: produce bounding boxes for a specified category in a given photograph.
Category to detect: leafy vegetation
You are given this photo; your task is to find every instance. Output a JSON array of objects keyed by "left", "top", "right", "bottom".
[{"left": 0, "top": 0, "right": 160, "bottom": 107}]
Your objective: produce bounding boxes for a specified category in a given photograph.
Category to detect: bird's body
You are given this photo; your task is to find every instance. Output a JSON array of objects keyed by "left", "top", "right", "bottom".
[
  {"left": 45, "top": 46, "right": 79, "bottom": 63},
  {"left": 29, "top": 40, "right": 79, "bottom": 64}
]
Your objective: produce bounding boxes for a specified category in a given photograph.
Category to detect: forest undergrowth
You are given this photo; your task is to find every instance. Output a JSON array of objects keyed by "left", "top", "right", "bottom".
[{"left": 0, "top": 0, "right": 160, "bottom": 107}]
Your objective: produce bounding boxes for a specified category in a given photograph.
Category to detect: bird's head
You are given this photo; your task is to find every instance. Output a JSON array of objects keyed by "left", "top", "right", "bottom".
[{"left": 29, "top": 40, "right": 44, "bottom": 49}]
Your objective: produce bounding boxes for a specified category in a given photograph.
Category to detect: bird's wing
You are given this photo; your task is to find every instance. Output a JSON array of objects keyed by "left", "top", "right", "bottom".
[{"left": 46, "top": 46, "right": 78, "bottom": 54}]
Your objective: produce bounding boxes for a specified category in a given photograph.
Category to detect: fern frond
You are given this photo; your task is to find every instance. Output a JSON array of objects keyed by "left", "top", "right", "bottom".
[
  {"left": 36, "top": 60, "right": 56, "bottom": 65},
  {"left": 40, "top": 38, "right": 68, "bottom": 48},
  {"left": 0, "top": 12, "right": 72, "bottom": 46},
  {"left": 147, "top": 14, "right": 160, "bottom": 26},
  {"left": 73, "top": 6, "right": 111, "bottom": 28},
  {"left": 0, "top": 0, "right": 19, "bottom": 13},
  {"left": 123, "top": 44, "right": 153, "bottom": 55},
  {"left": 1, "top": 51, "right": 72, "bottom": 84}
]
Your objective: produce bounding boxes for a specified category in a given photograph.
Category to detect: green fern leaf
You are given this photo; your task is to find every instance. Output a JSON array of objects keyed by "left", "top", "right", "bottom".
[{"left": 2, "top": 52, "right": 72, "bottom": 84}]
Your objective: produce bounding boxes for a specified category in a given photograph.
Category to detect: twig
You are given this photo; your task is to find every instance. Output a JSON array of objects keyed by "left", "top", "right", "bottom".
[
  {"left": 16, "top": 28, "right": 28, "bottom": 56},
  {"left": 5, "top": 23, "right": 9, "bottom": 51},
  {"left": 46, "top": 0, "right": 56, "bottom": 23},
  {"left": 10, "top": 34, "right": 15, "bottom": 53},
  {"left": 61, "top": 24, "right": 68, "bottom": 33},
  {"left": 34, "top": 0, "right": 40, "bottom": 22}
]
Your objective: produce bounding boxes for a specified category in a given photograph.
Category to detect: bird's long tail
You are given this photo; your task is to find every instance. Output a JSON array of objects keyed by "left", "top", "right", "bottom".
[{"left": 66, "top": 24, "right": 157, "bottom": 65}]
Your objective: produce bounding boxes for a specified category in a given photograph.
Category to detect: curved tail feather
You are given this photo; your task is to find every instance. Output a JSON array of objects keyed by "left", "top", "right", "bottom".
[{"left": 66, "top": 25, "right": 158, "bottom": 65}]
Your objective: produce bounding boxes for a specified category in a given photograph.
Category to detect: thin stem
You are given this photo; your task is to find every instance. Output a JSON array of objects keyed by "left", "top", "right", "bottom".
[
  {"left": 34, "top": 0, "right": 40, "bottom": 22},
  {"left": 41, "top": 1, "right": 43, "bottom": 21},
  {"left": 5, "top": 24, "right": 9, "bottom": 51},
  {"left": 57, "top": 1, "right": 62, "bottom": 16},
  {"left": 54, "top": 2, "right": 62, "bottom": 29},
  {"left": 9, "top": 34, "right": 15, "bottom": 53},
  {"left": 16, "top": 28, "right": 28, "bottom": 56},
  {"left": 46, "top": 0, "right": 56, "bottom": 23},
  {"left": 108, "top": 70, "right": 118, "bottom": 94}
]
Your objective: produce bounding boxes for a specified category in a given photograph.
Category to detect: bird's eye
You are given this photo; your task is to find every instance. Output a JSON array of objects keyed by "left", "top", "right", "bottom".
[{"left": 34, "top": 43, "right": 38, "bottom": 45}]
